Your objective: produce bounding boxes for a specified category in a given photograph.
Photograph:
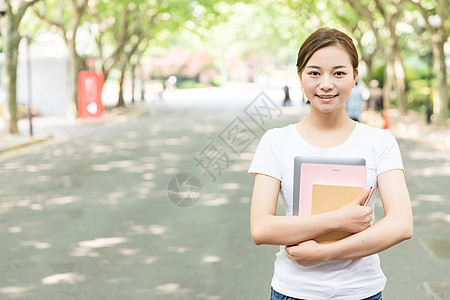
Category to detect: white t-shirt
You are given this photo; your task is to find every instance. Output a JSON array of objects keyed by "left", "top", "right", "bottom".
[{"left": 248, "top": 122, "right": 404, "bottom": 300}]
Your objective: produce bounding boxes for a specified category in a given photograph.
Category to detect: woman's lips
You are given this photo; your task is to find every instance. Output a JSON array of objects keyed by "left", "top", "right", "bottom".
[{"left": 316, "top": 94, "right": 337, "bottom": 102}]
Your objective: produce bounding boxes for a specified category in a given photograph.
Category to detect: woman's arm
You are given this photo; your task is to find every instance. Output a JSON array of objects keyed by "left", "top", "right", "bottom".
[
  {"left": 285, "top": 169, "right": 413, "bottom": 265},
  {"left": 251, "top": 173, "right": 373, "bottom": 246}
]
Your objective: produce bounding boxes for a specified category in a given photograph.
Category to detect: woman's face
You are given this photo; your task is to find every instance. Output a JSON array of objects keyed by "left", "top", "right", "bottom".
[{"left": 299, "top": 46, "right": 357, "bottom": 114}]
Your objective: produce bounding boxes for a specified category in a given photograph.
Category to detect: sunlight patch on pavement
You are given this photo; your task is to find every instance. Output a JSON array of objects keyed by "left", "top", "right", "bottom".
[
  {"left": 149, "top": 225, "right": 169, "bottom": 235},
  {"left": 196, "top": 293, "right": 222, "bottom": 300},
  {"left": 239, "top": 197, "right": 250, "bottom": 204},
  {"left": 46, "top": 195, "right": 79, "bottom": 205},
  {"left": 0, "top": 285, "right": 33, "bottom": 297},
  {"left": 78, "top": 237, "right": 128, "bottom": 248},
  {"left": 90, "top": 144, "right": 113, "bottom": 154},
  {"left": 192, "top": 124, "right": 218, "bottom": 133},
  {"left": 219, "top": 183, "right": 240, "bottom": 190},
  {"left": 164, "top": 138, "right": 183, "bottom": 146},
  {"left": 70, "top": 247, "right": 99, "bottom": 257},
  {"left": 197, "top": 292, "right": 222, "bottom": 300},
  {"left": 2, "top": 162, "right": 23, "bottom": 170},
  {"left": 41, "top": 272, "right": 85, "bottom": 285},
  {"left": 155, "top": 283, "right": 191, "bottom": 295},
  {"left": 163, "top": 167, "right": 178, "bottom": 175},
  {"left": 415, "top": 194, "right": 445, "bottom": 203},
  {"left": 160, "top": 153, "right": 183, "bottom": 161},
  {"left": 25, "top": 163, "right": 55, "bottom": 173},
  {"left": 143, "top": 173, "right": 155, "bottom": 180},
  {"left": 126, "top": 166, "right": 146, "bottom": 173},
  {"left": 201, "top": 197, "right": 229, "bottom": 207},
  {"left": 92, "top": 164, "right": 112, "bottom": 171},
  {"left": 230, "top": 162, "right": 251, "bottom": 172},
  {"left": 419, "top": 212, "right": 450, "bottom": 224},
  {"left": 146, "top": 139, "right": 165, "bottom": 147},
  {"left": 21, "top": 240, "right": 52, "bottom": 249},
  {"left": 30, "top": 203, "right": 43, "bottom": 211},
  {"left": 140, "top": 181, "right": 155, "bottom": 188},
  {"left": 16, "top": 199, "right": 32, "bottom": 207},
  {"left": 25, "top": 175, "right": 51, "bottom": 185},
  {"left": 168, "top": 246, "right": 190, "bottom": 254},
  {"left": 110, "top": 160, "right": 135, "bottom": 168},
  {"left": 410, "top": 165, "right": 450, "bottom": 177},
  {"left": 118, "top": 248, "right": 140, "bottom": 256},
  {"left": 8, "top": 227, "right": 23, "bottom": 233},
  {"left": 144, "top": 256, "right": 159, "bottom": 264},
  {"left": 239, "top": 152, "right": 256, "bottom": 161},
  {"left": 406, "top": 149, "right": 450, "bottom": 161},
  {"left": 107, "top": 191, "right": 126, "bottom": 201},
  {"left": 114, "top": 141, "right": 139, "bottom": 150},
  {"left": 202, "top": 255, "right": 221, "bottom": 263},
  {"left": 127, "top": 224, "right": 169, "bottom": 236},
  {"left": 149, "top": 124, "right": 163, "bottom": 133},
  {"left": 143, "top": 163, "right": 157, "bottom": 170}
]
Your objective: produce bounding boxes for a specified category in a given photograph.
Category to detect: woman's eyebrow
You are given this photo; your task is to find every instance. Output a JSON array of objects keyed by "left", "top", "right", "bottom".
[
  {"left": 333, "top": 65, "right": 349, "bottom": 69},
  {"left": 306, "top": 65, "right": 349, "bottom": 69}
]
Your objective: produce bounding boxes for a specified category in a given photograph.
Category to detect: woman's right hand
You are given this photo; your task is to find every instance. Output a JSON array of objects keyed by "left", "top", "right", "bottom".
[{"left": 334, "top": 190, "right": 373, "bottom": 233}]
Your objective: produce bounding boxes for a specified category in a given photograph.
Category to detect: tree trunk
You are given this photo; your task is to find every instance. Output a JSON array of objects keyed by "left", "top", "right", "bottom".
[
  {"left": 383, "top": 56, "right": 394, "bottom": 110},
  {"left": 432, "top": 36, "right": 448, "bottom": 126},
  {"left": 140, "top": 64, "right": 146, "bottom": 102},
  {"left": 392, "top": 45, "right": 407, "bottom": 114},
  {"left": 117, "top": 63, "right": 126, "bottom": 107},
  {"left": 2, "top": 18, "right": 21, "bottom": 134},
  {"left": 131, "top": 63, "right": 136, "bottom": 103},
  {"left": 67, "top": 40, "right": 83, "bottom": 118}
]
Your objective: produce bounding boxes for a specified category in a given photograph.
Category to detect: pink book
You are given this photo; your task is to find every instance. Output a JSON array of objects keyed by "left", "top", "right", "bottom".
[{"left": 298, "top": 163, "right": 367, "bottom": 216}]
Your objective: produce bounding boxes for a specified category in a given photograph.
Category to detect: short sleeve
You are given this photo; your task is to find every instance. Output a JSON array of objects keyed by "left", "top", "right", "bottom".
[
  {"left": 248, "top": 130, "right": 282, "bottom": 181},
  {"left": 376, "top": 130, "right": 404, "bottom": 176}
]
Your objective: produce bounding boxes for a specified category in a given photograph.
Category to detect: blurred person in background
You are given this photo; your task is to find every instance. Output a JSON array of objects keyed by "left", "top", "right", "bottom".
[
  {"left": 368, "top": 79, "right": 383, "bottom": 112},
  {"left": 346, "top": 82, "right": 363, "bottom": 122}
]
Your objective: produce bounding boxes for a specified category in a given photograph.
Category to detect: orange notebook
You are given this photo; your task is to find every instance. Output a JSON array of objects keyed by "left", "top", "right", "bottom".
[{"left": 311, "top": 184, "right": 363, "bottom": 244}]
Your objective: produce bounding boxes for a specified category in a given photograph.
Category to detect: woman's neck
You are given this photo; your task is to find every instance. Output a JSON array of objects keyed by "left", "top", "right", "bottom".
[
  {"left": 296, "top": 107, "right": 356, "bottom": 148},
  {"left": 305, "top": 106, "right": 352, "bottom": 131}
]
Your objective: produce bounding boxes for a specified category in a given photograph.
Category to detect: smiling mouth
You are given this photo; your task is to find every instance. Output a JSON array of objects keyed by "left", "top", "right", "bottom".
[{"left": 316, "top": 94, "right": 338, "bottom": 101}]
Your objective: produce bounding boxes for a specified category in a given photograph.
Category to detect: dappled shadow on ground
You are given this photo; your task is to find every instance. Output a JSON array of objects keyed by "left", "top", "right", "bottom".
[
  {"left": 0, "top": 106, "right": 290, "bottom": 299},
  {"left": 398, "top": 140, "right": 450, "bottom": 227},
  {"left": 0, "top": 105, "right": 447, "bottom": 299}
]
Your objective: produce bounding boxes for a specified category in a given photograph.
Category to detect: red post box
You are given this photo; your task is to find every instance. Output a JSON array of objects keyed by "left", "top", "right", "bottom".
[{"left": 78, "top": 71, "right": 104, "bottom": 119}]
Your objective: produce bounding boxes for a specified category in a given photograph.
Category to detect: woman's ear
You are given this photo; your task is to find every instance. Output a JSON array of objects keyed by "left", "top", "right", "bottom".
[{"left": 353, "top": 69, "right": 359, "bottom": 86}]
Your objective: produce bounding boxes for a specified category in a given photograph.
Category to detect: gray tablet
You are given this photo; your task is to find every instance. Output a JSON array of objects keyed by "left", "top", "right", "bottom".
[{"left": 293, "top": 156, "right": 366, "bottom": 215}]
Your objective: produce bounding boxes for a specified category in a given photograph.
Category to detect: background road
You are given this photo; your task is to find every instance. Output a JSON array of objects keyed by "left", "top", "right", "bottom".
[{"left": 0, "top": 95, "right": 449, "bottom": 299}]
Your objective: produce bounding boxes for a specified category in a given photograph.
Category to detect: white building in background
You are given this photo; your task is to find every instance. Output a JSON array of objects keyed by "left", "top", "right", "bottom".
[{"left": 1, "top": 33, "right": 71, "bottom": 117}]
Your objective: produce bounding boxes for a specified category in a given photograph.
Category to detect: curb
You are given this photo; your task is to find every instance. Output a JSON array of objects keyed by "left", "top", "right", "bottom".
[
  {"left": 0, "top": 103, "right": 150, "bottom": 155},
  {"left": 0, "top": 135, "right": 53, "bottom": 154}
]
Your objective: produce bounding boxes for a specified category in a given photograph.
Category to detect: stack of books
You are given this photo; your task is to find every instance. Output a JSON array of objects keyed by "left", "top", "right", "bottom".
[{"left": 293, "top": 156, "right": 369, "bottom": 244}]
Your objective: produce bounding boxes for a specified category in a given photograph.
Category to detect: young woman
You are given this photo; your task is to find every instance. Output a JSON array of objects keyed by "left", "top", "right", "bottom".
[{"left": 248, "top": 28, "right": 413, "bottom": 300}]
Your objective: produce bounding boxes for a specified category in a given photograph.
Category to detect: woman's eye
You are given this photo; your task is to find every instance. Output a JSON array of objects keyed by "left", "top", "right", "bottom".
[
  {"left": 309, "top": 72, "right": 320, "bottom": 76},
  {"left": 335, "top": 71, "right": 346, "bottom": 76}
]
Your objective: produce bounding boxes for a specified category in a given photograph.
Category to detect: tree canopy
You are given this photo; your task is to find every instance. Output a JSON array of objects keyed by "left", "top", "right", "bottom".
[{"left": 0, "top": 0, "right": 448, "bottom": 132}]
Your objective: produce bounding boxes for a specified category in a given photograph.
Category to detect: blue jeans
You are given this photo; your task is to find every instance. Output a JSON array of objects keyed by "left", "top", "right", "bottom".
[{"left": 270, "top": 287, "right": 382, "bottom": 300}]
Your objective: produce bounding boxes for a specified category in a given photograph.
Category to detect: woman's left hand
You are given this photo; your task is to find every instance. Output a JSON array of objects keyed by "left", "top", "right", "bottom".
[{"left": 285, "top": 240, "right": 326, "bottom": 267}]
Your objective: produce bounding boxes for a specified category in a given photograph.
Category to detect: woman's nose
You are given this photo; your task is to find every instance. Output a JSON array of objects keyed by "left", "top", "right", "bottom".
[{"left": 319, "top": 75, "right": 333, "bottom": 91}]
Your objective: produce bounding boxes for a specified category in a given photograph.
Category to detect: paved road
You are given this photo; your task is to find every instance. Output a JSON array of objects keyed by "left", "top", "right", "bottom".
[{"left": 0, "top": 98, "right": 449, "bottom": 299}]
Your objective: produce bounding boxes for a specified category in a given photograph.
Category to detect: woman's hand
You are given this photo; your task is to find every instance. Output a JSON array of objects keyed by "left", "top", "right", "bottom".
[
  {"left": 334, "top": 189, "right": 373, "bottom": 233},
  {"left": 285, "top": 240, "right": 325, "bottom": 267}
]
